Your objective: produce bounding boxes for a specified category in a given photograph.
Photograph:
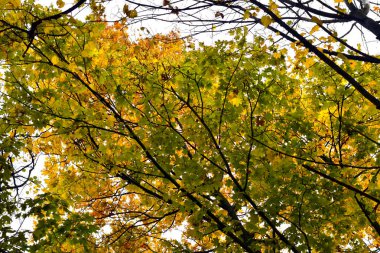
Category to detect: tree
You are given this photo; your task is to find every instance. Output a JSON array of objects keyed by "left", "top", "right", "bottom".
[
  {"left": 0, "top": 130, "right": 37, "bottom": 252},
  {"left": 123, "top": 0, "right": 380, "bottom": 108},
  {"left": 0, "top": 0, "right": 379, "bottom": 252}
]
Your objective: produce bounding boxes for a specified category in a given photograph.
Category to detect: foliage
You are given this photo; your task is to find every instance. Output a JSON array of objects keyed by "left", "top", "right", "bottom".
[
  {"left": 0, "top": 0, "right": 379, "bottom": 252},
  {"left": 123, "top": 0, "right": 380, "bottom": 108},
  {"left": 0, "top": 93, "right": 39, "bottom": 252}
]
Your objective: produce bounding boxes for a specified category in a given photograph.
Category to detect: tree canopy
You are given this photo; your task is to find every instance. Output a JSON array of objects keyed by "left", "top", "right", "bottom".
[{"left": 0, "top": 0, "right": 379, "bottom": 252}]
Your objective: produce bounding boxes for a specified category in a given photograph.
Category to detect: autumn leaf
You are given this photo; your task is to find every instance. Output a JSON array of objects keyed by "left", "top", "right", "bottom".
[
  {"left": 261, "top": 15, "right": 272, "bottom": 27},
  {"left": 311, "top": 16, "right": 322, "bottom": 25},
  {"left": 51, "top": 55, "right": 59, "bottom": 65},
  {"left": 310, "top": 25, "right": 320, "bottom": 35},
  {"left": 243, "top": 10, "right": 250, "bottom": 20},
  {"left": 56, "top": 0, "right": 64, "bottom": 8},
  {"left": 127, "top": 9, "right": 138, "bottom": 18},
  {"left": 123, "top": 4, "right": 129, "bottom": 14}
]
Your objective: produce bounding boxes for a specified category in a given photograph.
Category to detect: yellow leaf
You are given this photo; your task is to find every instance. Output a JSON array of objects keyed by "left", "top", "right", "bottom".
[
  {"left": 86, "top": 41, "right": 97, "bottom": 50},
  {"left": 56, "top": 0, "right": 64, "bottom": 8},
  {"left": 68, "top": 62, "right": 77, "bottom": 72},
  {"left": 82, "top": 41, "right": 98, "bottom": 57},
  {"left": 311, "top": 16, "right": 322, "bottom": 25},
  {"left": 9, "top": 130, "right": 16, "bottom": 139},
  {"left": 243, "top": 10, "right": 250, "bottom": 20},
  {"left": 363, "top": 63, "right": 371, "bottom": 71},
  {"left": 367, "top": 80, "right": 377, "bottom": 88},
  {"left": 310, "top": 25, "right": 320, "bottom": 35},
  {"left": 51, "top": 55, "right": 59, "bottom": 65},
  {"left": 230, "top": 97, "right": 242, "bottom": 106},
  {"left": 326, "top": 86, "right": 335, "bottom": 95},
  {"left": 5, "top": 0, "right": 20, "bottom": 7},
  {"left": 123, "top": 4, "right": 129, "bottom": 15},
  {"left": 175, "top": 149, "right": 184, "bottom": 157},
  {"left": 59, "top": 73, "right": 66, "bottom": 82},
  {"left": 305, "top": 58, "right": 315, "bottom": 68},
  {"left": 269, "top": 1, "right": 280, "bottom": 16},
  {"left": 273, "top": 52, "right": 281, "bottom": 59},
  {"left": 44, "top": 25, "right": 53, "bottom": 34},
  {"left": 261, "top": 16, "right": 272, "bottom": 27},
  {"left": 349, "top": 60, "right": 357, "bottom": 68},
  {"left": 128, "top": 10, "right": 138, "bottom": 18}
]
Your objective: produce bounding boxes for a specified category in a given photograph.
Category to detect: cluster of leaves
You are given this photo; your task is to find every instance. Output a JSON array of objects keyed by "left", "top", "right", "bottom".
[
  {"left": 124, "top": 0, "right": 380, "bottom": 107},
  {"left": 0, "top": 84, "right": 39, "bottom": 252},
  {"left": 0, "top": 0, "right": 379, "bottom": 252}
]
